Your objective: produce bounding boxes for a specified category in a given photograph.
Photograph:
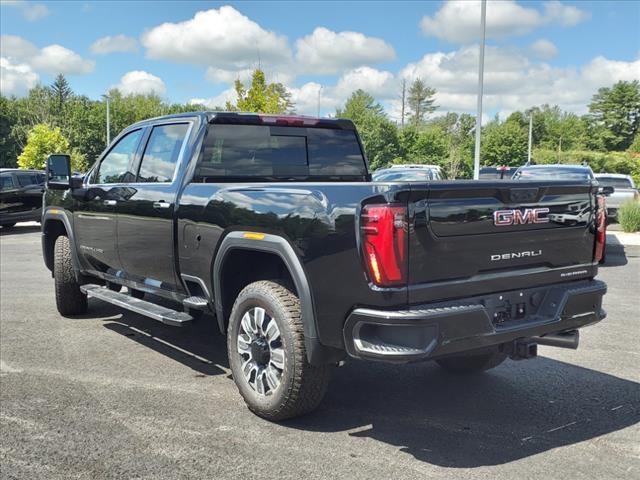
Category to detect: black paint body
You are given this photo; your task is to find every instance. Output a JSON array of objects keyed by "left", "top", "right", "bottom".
[{"left": 42, "top": 112, "right": 606, "bottom": 363}]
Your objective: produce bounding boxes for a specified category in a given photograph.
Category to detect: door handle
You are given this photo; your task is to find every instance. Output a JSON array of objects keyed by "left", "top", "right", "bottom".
[
  {"left": 153, "top": 201, "right": 171, "bottom": 209},
  {"left": 103, "top": 200, "right": 117, "bottom": 206}
]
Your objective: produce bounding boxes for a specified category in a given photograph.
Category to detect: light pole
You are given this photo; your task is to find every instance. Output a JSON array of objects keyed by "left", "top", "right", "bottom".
[
  {"left": 473, "top": 0, "right": 487, "bottom": 180},
  {"left": 527, "top": 112, "right": 533, "bottom": 165},
  {"left": 317, "top": 85, "right": 323, "bottom": 117},
  {"left": 101, "top": 94, "right": 111, "bottom": 146}
]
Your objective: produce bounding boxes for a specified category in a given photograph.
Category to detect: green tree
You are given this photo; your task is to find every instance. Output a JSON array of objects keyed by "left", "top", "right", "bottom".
[
  {"left": 227, "top": 69, "right": 294, "bottom": 114},
  {"left": 17, "top": 124, "right": 87, "bottom": 172},
  {"left": 336, "top": 90, "right": 399, "bottom": 170},
  {"left": 588, "top": 80, "right": 640, "bottom": 151},
  {"left": 407, "top": 78, "right": 437, "bottom": 127},
  {"left": 0, "top": 96, "right": 19, "bottom": 167},
  {"left": 481, "top": 120, "right": 528, "bottom": 166},
  {"left": 49, "top": 74, "right": 73, "bottom": 112}
]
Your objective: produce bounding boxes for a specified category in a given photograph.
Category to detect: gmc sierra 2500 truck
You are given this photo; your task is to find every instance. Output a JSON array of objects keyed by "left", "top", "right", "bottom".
[{"left": 42, "top": 112, "right": 608, "bottom": 420}]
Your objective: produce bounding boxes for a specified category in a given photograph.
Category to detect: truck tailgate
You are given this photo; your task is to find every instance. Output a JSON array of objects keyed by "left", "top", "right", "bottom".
[{"left": 408, "top": 181, "right": 597, "bottom": 304}]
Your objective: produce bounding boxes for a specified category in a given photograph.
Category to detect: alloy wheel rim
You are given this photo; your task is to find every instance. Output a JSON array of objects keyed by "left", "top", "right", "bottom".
[{"left": 236, "top": 306, "right": 284, "bottom": 396}]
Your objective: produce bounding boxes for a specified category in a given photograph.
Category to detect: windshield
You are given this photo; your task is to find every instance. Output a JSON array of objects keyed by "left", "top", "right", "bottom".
[
  {"left": 596, "top": 177, "right": 634, "bottom": 189},
  {"left": 514, "top": 167, "right": 593, "bottom": 180}
]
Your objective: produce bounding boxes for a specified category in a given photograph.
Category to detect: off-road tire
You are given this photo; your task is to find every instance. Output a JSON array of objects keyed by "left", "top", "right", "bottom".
[
  {"left": 436, "top": 349, "right": 507, "bottom": 374},
  {"left": 227, "top": 280, "right": 331, "bottom": 421},
  {"left": 54, "top": 235, "right": 88, "bottom": 316}
]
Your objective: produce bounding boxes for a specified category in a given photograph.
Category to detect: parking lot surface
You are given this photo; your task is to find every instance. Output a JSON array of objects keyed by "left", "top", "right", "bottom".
[{"left": 1, "top": 224, "right": 639, "bottom": 479}]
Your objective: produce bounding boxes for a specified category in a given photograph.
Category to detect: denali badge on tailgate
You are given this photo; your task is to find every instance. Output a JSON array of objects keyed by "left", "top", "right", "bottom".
[{"left": 493, "top": 208, "right": 549, "bottom": 226}]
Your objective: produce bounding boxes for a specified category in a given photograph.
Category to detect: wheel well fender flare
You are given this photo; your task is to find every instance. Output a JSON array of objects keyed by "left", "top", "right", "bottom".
[
  {"left": 212, "top": 231, "right": 320, "bottom": 353},
  {"left": 42, "top": 209, "right": 80, "bottom": 275}
]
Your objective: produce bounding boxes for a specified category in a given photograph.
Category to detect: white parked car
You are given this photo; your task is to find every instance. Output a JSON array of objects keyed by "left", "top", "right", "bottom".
[{"left": 594, "top": 173, "right": 639, "bottom": 219}]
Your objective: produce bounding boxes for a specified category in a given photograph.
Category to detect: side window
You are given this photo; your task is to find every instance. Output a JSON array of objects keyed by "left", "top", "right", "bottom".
[
  {"left": 0, "top": 174, "right": 16, "bottom": 191},
  {"left": 16, "top": 173, "right": 37, "bottom": 187},
  {"left": 95, "top": 129, "right": 143, "bottom": 184},
  {"left": 137, "top": 123, "right": 189, "bottom": 183}
]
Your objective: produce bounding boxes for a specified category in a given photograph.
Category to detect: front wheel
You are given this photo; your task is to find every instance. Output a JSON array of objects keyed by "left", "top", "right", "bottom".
[
  {"left": 54, "top": 235, "right": 88, "bottom": 316},
  {"left": 227, "top": 280, "right": 331, "bottom": 421},
  {"left": 436, "top": 349, "right": 507, "bottom": 374}
]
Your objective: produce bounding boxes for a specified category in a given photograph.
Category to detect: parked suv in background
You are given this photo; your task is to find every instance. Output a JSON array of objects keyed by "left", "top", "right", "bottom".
[
  {"left": 594, "top": 173, "right": 638, "bottom": 219},
  {"left": 0, "top": 168, "right": 45, "bottom": 228}
]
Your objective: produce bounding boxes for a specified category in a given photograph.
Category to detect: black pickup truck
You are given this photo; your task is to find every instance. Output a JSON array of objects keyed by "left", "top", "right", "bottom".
[{"left": 42, "top": 112, "right": 608, "bottom": 420}]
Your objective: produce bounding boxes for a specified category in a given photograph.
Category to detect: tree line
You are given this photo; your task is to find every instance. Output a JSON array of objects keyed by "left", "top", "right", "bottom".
[{"left": 2, "top": 71, "right": 639, "bottom": 184}]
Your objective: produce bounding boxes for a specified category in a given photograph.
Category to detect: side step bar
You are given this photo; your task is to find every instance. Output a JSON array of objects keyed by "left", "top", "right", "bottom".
[{"left": 81, "top": 284, "right": 193, "bottom": 327}]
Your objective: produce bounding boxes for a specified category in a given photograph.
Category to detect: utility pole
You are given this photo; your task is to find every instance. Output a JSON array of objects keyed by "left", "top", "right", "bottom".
[
  {"left": 527, "top": 112, "right": 533, "bottom": 165},
  {"left": 400, "top": 79, "right": 406, "bottom": 128},
  {"left": 473, "top": 0, "right": 487, "bottom": 180},
  {"left": 317, "top": 85, "right": 323, "bottom": 117},
  {"left": 101, "top": 94, "right": 111, "bottom": 146}
]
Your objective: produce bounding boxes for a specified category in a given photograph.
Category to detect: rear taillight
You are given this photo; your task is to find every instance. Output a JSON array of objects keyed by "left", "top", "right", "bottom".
[
  {"left": 594, "top": 194, "right": 607, "bottom": 263},
  {"left": 360, "top": 204, "right": 407, "bottom": 287}
]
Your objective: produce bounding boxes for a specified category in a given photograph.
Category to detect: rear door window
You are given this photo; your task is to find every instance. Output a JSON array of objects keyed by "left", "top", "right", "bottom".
[
  {"left": 137, "top": 123, "right": 190, "bottom": 183},
  {"left": 196, "top": 125, "right": 366, "bottom": 181},
  {"left": 0, "top": 173, "right": 16, "bottom": 190},
  {"left": 16, "top": 173, "right": 38, "bottom": 187}
]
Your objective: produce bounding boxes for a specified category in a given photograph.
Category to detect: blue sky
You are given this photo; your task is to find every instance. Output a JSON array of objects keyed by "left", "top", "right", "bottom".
[{"left": 1, "top": 0, "right": 639, "bottom": 119}]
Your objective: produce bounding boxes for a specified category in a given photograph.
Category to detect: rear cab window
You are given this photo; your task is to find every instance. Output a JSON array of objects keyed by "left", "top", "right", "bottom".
[
  {"left": 597, "top": 177, "right": 634, "bottom": 189},
  {"left": 195, "top": 124, "right": 367, "bottom": 182}
]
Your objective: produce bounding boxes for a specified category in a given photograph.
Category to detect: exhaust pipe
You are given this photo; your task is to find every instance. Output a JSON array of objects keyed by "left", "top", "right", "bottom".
[{"left": 530, "top": 330, "right": 579, "bottom": 350}]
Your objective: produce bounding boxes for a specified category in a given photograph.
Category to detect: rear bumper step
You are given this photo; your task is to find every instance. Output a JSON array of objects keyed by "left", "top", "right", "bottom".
[
  {"left": 81, "top": 284, "right": 193, "bottom": 326},
  {"left": 344, "top": 280, "right": 606, "bottom": 363}
]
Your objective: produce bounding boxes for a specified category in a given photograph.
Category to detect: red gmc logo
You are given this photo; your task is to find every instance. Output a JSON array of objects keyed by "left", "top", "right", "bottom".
[{"left": 493, "top": 208, "right": 550, "bottom": 226}]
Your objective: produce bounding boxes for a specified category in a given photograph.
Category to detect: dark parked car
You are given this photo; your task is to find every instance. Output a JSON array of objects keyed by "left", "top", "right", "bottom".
[
  {"left": 42, "top": 112, "right": 608, "bottom": 421},
  {"left": 372, "top": 164, "right": 442, "bottom": 181},
  {"left": 479, "top": 166, "right": 513, "bottom": 179},
  {"left": 0, "top": 168, "right": 45, "bottom": 228}
]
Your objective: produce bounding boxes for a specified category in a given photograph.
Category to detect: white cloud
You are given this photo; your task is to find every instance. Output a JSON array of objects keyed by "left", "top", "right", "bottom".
[
  {"left": 113, "top": 70, "right": 166, "bottom": 96},
  {"left": 543, "top": 1, "right": 590, "bottom": 27},
  {"left": 189, "top": 87, "right": 237, "bottom": 109},
  {"left": 205, "top": 67, "right": 254, "bottom": 84},
  {"left": 32, "top": 45, "right": 94, "bottom": 74},
  {"left": 530, "top": 39, "right": 558, "bottom": 59},
  {"left": 420, "top": 0, "right": 589, "bottom": 44},
  {"left": 400, "top": 46, "right": 640, "bottom": 116},
  {"left": 0, "top": 57, "right": 39, "bottom": 96},
  {"left": 0, "top": 34, "right": 94, "bottom": 75},
  {"left": 288, "top": 67, "right": 398, "bottom": 116},
  {"left": 0, "top": 34, "right": 38, "bottom": 59},
  {"left": 141, "top": 6, "right": 291, "bottom": 69},
  {"left": 2, "top": 1, "right": 50, "bottom": 21},
  {"left": 90, "top": 35, "right": 138, "bottom": 55},
  {"left": 295, "top": 27, "right": 395, "bottom": 74}
]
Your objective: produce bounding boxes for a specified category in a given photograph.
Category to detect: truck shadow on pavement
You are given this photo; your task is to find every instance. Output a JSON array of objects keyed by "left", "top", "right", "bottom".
[
  {"left": 287, "top": 357, "right": 640, "bottom": 468},
  {"left": 97, "top": 303, "right": 229, "bottom": 377},
  {"left": 96, "top": 301, "right": 640, "bottom": 469}
]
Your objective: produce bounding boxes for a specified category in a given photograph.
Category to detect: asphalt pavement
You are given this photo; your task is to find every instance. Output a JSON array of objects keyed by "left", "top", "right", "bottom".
[{"left": 1, "top": 224, "right": 639, "bottom": 479}]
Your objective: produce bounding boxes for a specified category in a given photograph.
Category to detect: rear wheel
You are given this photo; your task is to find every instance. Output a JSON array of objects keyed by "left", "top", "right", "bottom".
[
  {"left": 54, "top": 235, "right": 88, "bottom": 316},
  {"left": 436, "top": 349, "right": 507, "bottom": 374},
  {"left": 227, "top": 280, "right": 331, "bottom": 421}
]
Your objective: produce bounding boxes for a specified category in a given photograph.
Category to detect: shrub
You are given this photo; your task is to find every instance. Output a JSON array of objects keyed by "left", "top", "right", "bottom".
[
  {"left": 17, "top": 124, "right": 87, "bottom": 172},
  {"left": 618, "top": 200, "right": 640, "bottom": 233}
]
